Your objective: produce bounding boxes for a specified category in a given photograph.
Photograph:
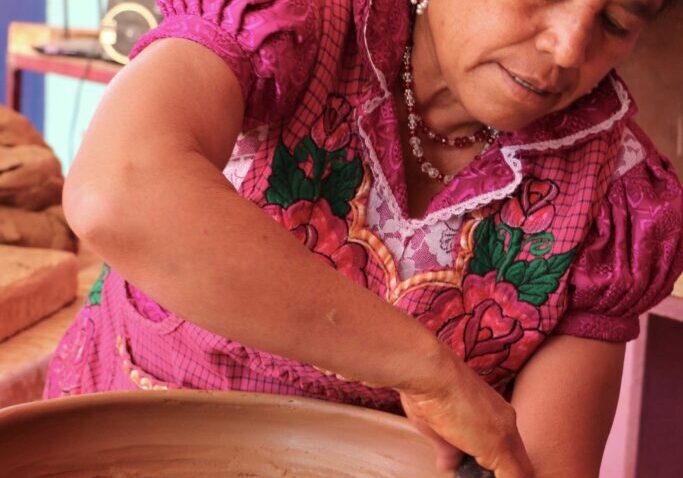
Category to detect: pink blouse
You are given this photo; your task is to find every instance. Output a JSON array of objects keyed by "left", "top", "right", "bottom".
[{"left": 45, "top": 0, "right": 683, "bottom": 413}]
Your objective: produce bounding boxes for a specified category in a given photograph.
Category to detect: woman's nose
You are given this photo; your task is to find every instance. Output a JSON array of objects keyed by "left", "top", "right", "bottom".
[{"left": 535, "top": 5, "right": 596, "bottom": 69}]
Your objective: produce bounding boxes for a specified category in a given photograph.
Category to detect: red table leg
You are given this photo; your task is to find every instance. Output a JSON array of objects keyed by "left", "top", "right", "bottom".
[{"left": 5, "top": 62, "right": 22, "bottom": 112}]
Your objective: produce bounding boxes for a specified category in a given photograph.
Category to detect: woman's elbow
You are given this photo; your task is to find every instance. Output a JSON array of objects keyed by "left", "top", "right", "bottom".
[{"left": 62, "top": 153, "right": 130, "bottom": 245}]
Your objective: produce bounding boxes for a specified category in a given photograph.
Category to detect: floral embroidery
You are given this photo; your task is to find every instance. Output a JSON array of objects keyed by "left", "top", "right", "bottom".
[
  {"left": 469, "top": 178, "right": 576, "bottom": 306},
  {"left": 311, "top": 94, "right": 353, "bottom": 151},
  {"left": 410, "top": 178, "right": 575, "bottom": 388},
  {"left": 416, "top": 288, "right": 464, "bottom": 333},
  {"left": 427, "top": 272, "right": 542, "bottom": 388},
  {"left": 500, "top": 179, "right": 559, "bottom": 234},
  {"left": 265, "top": 95, "right": 363, "bottom": 219},
  {"left": 264, "top": 200, "right": 369, "bottom": 287},
  {"left": 86, "top": 263, "right": 110, "bottom": 306}
]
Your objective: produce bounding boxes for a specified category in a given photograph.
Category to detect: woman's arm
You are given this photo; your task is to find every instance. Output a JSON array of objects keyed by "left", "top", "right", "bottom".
[
  {"left": 510, "top": 334, "right": 626, "bottom": 478},
  {"left": 65, "top": 37, "right": 439, "bottom": 392},
  {"left": 64, "top": 38, "right": 532, "bottom": 477}
]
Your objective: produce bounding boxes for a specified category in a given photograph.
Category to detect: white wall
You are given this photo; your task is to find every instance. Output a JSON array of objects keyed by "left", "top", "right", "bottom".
[{"left": 45, "top": 0, "right": 107, "bottom": 172}]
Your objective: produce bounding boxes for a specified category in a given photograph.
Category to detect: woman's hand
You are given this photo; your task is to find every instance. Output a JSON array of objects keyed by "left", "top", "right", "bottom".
[{"left": 398, "top": 347, "right": 534, "bottom": 478}]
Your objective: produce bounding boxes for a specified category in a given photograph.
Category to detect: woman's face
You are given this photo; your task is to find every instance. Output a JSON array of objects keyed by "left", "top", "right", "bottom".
[{"left": 423, "top": 0, "right": 663, "bottom": 131}]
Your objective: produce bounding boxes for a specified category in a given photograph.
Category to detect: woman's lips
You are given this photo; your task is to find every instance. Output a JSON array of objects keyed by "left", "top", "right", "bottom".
[
  {"left": 498, "top": 63, "right": 562, "bottom": 105},
  {"left": 510, "top": 74, "right": 553, "bottom": 96}
]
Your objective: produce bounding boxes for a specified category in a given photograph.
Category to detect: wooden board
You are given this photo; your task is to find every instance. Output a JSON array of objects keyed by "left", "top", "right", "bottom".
[
  {"left": 672, "top": 272, "right": 683, "bottom": 299},
  {"left": 0, "top": 262, "right": 103, "bottom": 408},
  {"left": 0, "top": 245, "right": 78, "bottom": 342}
]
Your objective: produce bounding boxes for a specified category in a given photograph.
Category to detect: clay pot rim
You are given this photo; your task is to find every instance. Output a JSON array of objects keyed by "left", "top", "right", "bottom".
[{"left": 0, "top": 390, "right": 415, "bottom": 433}]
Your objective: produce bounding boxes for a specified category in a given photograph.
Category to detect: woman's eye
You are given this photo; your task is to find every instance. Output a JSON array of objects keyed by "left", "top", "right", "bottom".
[{"left": 601, "top": 13, "right": 630, "bottom": 37}]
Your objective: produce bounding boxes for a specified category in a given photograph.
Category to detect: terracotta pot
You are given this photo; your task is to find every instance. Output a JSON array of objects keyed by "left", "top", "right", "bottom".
[{"left": 0, "top": 390, "right": 453, "bottom": 477}]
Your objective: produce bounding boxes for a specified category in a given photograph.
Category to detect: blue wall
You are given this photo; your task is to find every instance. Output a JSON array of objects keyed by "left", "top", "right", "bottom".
[{"left": 0, "top": 1, "right": 46, "bottom": 132}]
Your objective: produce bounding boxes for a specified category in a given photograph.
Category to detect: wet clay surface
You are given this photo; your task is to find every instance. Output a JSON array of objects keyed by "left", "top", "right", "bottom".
[{"left": 0, "top": 391, "right": 454, "bottom": 477}]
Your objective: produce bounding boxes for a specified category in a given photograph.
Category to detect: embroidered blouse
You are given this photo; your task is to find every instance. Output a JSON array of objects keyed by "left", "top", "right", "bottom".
[{"left": 45, "top": 0, "right": 683, "bottom": 413}]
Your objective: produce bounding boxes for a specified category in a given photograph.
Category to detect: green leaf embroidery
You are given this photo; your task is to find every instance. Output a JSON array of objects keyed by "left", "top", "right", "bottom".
[
  {"left": 468, "top": 203, "right": 575, "bottom": 307},
  {"left": 523, "top": 232, "right": 555, "bottom": 257},
  {"left": 470, "top": 217, "right": 507, "bottom": 276},
  {"left": 547, "top": 249, "right": 576, "bottom": 273},
  {"left": 265, "top": 140, "right": 300, "bottom": 208},
  {"left": 265, "top": 137, "right": 363, "bottom": 219},
  {"left": 523, "top": 258, "right": 548, "bottom": 282},
  {"left": 510, "top": 250, "right": 577, "bottom": 306},
  {"left": 504, "top": 261, "right": 526, "bottom": 285},
  {"left": 321, "top": 155, "right": 363, "bottom": 218},
  {"left": 87, "top": 263, "right": 110, "bottom": 306}
]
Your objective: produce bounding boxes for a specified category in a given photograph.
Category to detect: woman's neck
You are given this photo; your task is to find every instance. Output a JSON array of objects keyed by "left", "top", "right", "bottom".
[
  {"left": 394, "top": 15, "right": 493, "bottom": 218},
  {"left": 409, "top": 15, "right": 484, "bottom": 138}
]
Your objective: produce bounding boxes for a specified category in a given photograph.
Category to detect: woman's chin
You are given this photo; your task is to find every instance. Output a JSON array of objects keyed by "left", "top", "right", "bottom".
[
  {"left": 458, "top": 76, "right": 567, "bottom": 132},
  {"left": 472, "top": 109, "right": 546, "bottom": 134}
]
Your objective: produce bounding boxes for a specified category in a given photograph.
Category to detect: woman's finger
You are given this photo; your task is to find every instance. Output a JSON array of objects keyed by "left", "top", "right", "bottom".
[
  {"left": 405, "top": 411, "right": 465, "bottom": 472},
  {"left": 488, "top": 439, "right": 535, "bottom": 478},
  {"left": 435, "top": 444, "right": 464, "bottom": 473}
]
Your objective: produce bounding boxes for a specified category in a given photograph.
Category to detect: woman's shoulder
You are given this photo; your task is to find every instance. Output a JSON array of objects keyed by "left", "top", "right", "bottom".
[
  {"left": 131, "top": 0, "right": 352, "bottom": 124},
  {"left": 607, "top": 118, "right": 682, "bottom": 244},
  {"left": 552, "top": 117, "right": 683, "bottom": 342}
]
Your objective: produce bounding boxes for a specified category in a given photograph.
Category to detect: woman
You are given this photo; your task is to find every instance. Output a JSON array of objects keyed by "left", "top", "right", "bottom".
[{"left": 46, "top": 0, "right": 682, "bottom": 476}]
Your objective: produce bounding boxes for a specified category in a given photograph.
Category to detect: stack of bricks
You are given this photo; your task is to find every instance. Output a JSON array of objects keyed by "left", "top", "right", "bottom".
[
  {"left": 0, "top": 107, "right": 98, "bottom": 408},
  {"left": 0, "top": 246, "right": 78, "bottom": 406},
  {"left": 0, "top": 106, "right": 77, "bottom": 251}
]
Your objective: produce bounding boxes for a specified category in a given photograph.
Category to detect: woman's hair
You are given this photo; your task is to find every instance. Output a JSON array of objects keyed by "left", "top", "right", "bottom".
[{"left": 661, "top": 0, "right": 678, "bottom": 12}]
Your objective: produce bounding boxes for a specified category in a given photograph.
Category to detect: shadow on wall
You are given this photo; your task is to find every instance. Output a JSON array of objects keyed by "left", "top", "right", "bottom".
[
  {"left": 618, "top": 2, "right": 683, "bottom": 179},
  {"left": 0, "top": 1, "right": 45, "bottom": 132}
]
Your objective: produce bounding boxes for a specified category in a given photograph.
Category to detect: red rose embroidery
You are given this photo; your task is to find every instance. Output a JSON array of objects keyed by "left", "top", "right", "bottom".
[
  {"left": 500, "top": 178, "right": 559, "bottom": 234},
  {"left": 437, "top": 272, "right": 540, "bottom": 375},
  {"left": 264, "top": 200, "right": 368, "bottom": 287},
  {"left": 311, "top": 95, "right": 353, "bottom": 151},
  {"left": 415, "top": 288, "right": 464, "bottom": 333}
]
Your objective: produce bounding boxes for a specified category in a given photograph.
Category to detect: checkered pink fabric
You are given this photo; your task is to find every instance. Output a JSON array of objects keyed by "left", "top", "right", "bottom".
[{"left": 45, "top": 0, "right": 683, "bottom": 408}]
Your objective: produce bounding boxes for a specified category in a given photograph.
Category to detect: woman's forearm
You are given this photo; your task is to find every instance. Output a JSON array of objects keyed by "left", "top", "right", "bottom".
[{"left": 72, "top": 148, "right": 448, "bottom": 392}]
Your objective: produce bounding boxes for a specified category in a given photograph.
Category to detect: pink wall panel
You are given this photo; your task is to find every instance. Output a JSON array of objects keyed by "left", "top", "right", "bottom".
[{"left": 618, "top": 3, "right": 683, "bottom": 180}]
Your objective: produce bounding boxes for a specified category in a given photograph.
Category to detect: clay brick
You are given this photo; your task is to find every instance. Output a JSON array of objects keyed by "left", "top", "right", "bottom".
[
  {"left": 0, "top": 262, "right": 103, "bottom": 408},
  {"left": 0, "top": 107, "right": 47, "bottom": 148},
  {"left": 0, "top": 245, "right": 78, "bottom": 342}
]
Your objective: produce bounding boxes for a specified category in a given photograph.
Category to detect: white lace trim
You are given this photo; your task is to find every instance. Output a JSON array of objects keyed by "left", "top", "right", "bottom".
[
  {"left": 508, "top": 76, "right": 632, "bottom": 154},
  {"left": 223, "top": 125, "right": 269, "bottom": 190},
  {"left": 358, "top": 29, "right": 632, "bottom": 230},
  {"left": 358, "top": 118, "right": 523, "bottom": 231},
  {"left": 366, "top": 183, "right": 464, "bottom": 279},
  {"left": 361, "top": 1, "right": 392, "bottom": 112},
  {"left": 613, "top": 126, "right": 646, "bottom": 179}
]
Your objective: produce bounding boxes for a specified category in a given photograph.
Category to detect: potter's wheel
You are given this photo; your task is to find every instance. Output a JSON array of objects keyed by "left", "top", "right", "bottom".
[{"left": 0, "top": 390, "right": 455, "bottom": 477}]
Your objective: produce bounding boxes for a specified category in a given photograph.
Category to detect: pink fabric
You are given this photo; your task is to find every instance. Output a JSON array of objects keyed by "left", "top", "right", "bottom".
[
  {"left": 45, "top": 0, "right": 683, "bottom": 409},
  {"left": 44, "top": 269, "right": 402, "bottom": 412},
  {"left": 131, "top": 0, "right": 321, "bottom": 129},
  {"left": 555, "top": 122, "right": 683, "bottom": 341}
]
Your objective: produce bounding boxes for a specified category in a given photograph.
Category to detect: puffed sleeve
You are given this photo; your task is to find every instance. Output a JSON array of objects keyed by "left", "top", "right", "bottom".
[
  {"left": 554, "top": 140, "right": 683, "bottom": 342},
  {"left": 130, "top": 0, "right": 321, "bottom": 124}
]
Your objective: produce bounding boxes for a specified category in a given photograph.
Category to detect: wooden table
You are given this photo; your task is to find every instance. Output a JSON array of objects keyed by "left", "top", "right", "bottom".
[{"left": 5, "top": 22, "right": 121, "bottom": 113}]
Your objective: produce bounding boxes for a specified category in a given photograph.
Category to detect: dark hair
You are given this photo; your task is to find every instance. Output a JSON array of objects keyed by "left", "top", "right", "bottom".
[{"left": 660, "top": 0, "right": 678, "bottom": 12}]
